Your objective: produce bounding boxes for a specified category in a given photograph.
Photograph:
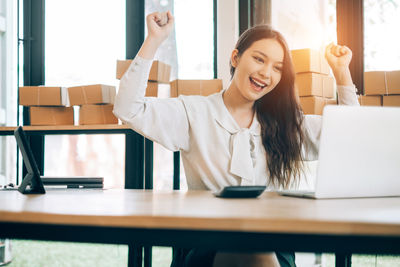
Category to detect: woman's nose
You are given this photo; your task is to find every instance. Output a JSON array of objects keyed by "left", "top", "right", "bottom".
[{"left": 259, "top": 64, "right": 272, "bottom": 79}]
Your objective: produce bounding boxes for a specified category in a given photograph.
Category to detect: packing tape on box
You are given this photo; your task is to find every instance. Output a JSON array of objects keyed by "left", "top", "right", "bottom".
[{"left": 384, "top": 72, "right": 388, "bottom": 95}]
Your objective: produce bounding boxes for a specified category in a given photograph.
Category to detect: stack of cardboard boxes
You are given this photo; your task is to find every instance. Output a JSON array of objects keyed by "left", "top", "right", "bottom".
[
  {"left": 360, "top": 71, "right": 400, "bottom": 107},
  {"left": 68, "top": 84, "right": 118, "bottom": 125},
  {"left": 291, "top": 49, "right": 337, "bottom": 115},
  {"left": 20, "top": 58, "right": 225, "bottom": 126},
  {"left": 19, "top": 86, "right": 74, "bottom": 126},
  {"left": 19, "top": 84, "right": 118, "bottom": 126},
  {"left": 116, "top": 60, "right": 171, "bottom": 97}
]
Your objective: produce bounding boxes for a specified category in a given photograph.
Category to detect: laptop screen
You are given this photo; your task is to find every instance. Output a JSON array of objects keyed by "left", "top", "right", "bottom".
[{"left": 14, "top": 126, "right": 45, "bottom": 194}]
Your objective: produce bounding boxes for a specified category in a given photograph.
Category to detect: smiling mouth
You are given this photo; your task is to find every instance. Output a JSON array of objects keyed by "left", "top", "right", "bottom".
[{"left": 249, "top": 77, "right": 268, "bottom": 91}]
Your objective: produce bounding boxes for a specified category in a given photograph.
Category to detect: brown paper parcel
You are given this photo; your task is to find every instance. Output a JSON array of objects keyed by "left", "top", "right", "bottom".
[
  {"left": 79, "top": 104, "right": 118, "bottom": 125},
  {"left": 291, "top": 49, "right": 330, "bottom": 75},
  {"left": 116, "top": 60, "right": 171, "bottom": 83},
  {"left": 68, "top": 84, "right": 116, "bottom": 106},
  {"left": 30, "top": 106, "right": 74, "bottom": 126},
  {"left": 170, "top": 79, "right": 223, "bottom": 97},
  {"left": 295, "top": 73, "right": 334, "bottom": 98},
  {"left": 299, "top": 96, "right": 336, "bottom": 115},
  {"left": 19, "top": 86, "right": 69, "bottom": 106}
]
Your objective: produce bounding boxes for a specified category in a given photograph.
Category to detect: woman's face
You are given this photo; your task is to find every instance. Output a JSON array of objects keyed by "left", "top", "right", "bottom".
[{"left": 231, "top": 38, "right": 284, "bottom": 102}]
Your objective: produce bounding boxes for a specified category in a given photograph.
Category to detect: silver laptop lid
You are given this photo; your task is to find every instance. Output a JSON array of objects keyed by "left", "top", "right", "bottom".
[{"left": 315, "top": 105, "right": 400, "bottom": 198}]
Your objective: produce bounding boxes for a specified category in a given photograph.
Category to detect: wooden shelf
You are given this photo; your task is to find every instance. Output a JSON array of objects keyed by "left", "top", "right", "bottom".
[{"left": 0, "top": 124, "right": 133, "bottom": 135}]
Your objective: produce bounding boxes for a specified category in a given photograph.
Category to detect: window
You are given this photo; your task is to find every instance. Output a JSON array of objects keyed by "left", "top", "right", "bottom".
[
  {"left": 174, "top": 0, "right": 214, "bottom": 79},
  {"left": 364, "top": 0, "right": 400, "bottom": 71},
  {"left": 0, "top": 0, "right": 17, "bottom": 185},
  {"left": 269, "top": 0, "right": 336, "bottom": 51},
  {"left": 44, "top": 0, "right": 126, "bottom": 188}
]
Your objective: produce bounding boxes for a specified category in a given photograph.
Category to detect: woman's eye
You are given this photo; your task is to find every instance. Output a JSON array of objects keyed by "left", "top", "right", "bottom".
[
  {"left": 254, "top": 56, "right": 263, "bottom": 63},
  {"left": 274, "top": 66, "right": 283, "bottom": 72}
]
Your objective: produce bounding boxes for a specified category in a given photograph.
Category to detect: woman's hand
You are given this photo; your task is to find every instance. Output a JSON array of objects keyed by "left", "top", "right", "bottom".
[
  {"left": 146, "top": 11, "right": 174, "bottom": 45},
  {"left": 325, "top": 43, "right": 352, "bottom": 70},
  {"left": 138, "top": 11, "right": 174, "bottom": 59},
  {"left": 325, "top": 43, "right": 353, "bottom": 86}
]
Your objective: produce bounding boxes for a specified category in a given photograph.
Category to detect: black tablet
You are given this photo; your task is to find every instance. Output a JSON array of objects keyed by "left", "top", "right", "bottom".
[
  {"left": 14, "top": 126, "right": 46, "bottom": 194},
  {"left": 214, "top": 186, "right": 266, "bottom": 198}
]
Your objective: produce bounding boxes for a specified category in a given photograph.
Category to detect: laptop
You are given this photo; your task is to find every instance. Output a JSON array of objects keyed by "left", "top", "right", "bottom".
[
  {"left": 11, "top": 126, "right": 103, "bottom": 194},
  {"left": 279, "top": 105, "right": 400, "bottom": 199}
]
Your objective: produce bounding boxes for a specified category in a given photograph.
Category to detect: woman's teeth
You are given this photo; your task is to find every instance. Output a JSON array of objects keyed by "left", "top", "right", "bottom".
[{"left": 250, "top": 77, "right": 267, "bottom": 89}]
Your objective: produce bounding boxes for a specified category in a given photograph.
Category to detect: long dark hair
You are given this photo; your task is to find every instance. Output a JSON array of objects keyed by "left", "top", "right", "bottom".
[{"left": 230, "top": 25, "right": 304, "bottom": 189}]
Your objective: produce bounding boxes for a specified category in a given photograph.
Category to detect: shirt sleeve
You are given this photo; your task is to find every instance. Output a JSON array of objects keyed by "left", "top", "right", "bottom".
[
  {"left": 301, "top": 84, "right": 360, "bottom": 161},
  {"left": 337, "top": 84, "right": 360, "bottom": 105},
  {"left": 113, "top": 56, "right": 190, "bottom": 152}
]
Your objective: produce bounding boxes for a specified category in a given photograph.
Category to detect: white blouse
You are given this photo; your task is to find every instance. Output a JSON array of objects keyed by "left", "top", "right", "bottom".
[{"left": 113, "top": 56, "right": 360, "bottom": 191}]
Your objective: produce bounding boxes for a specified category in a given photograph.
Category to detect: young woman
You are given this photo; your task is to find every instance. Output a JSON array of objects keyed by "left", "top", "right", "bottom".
[{"left": 114, "top": 11, "right": 359, "bottom": 267}]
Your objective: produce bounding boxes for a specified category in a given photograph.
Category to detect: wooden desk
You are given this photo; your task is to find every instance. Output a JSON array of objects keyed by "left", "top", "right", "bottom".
[
  {"left": 1, "top": 189, "right": 400, "bottom": 256},
  {"left": 0, "top": 125, "right": 153, "bottom": 189}
]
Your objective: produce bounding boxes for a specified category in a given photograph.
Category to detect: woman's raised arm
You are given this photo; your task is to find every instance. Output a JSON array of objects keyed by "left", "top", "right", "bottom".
[
  {"left": 138, "top": 11, "right": 174, "bottom": 60},
  {"left": 325, "top": 43, "right": 359, "bottom": 106},
  {"left": 325, "top": 43, "right": 353, "bottom": 86},
  {"left": 113, "top": 11, "right": 190, "bottom": 152}
]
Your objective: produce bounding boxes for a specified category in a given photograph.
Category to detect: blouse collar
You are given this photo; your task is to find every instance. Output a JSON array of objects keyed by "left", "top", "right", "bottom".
[
  {"left": 210, "top": 90, "right": 262, "bottom": 185},
  {"left": 211, "top": 90, "right": 261, "bottom": 136}
]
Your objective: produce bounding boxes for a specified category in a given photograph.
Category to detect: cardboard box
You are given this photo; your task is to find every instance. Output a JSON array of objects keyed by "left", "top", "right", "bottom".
[
  {"left": 149, "top": 61, "right": 171, "bottom": 83},
  {"left": 144, "top": 82, "right": 171, "bottom": 98},
  {"left": 19, "top": 86, "right": 69, "bottom": 106},
  {"left": 116, "top": 60, "right": 171, "bottom": 83},
  {"left": 291, "top": 49, "right": 330, "bottom": 75},
  {"left": 30, "top": 106, "right": 74, "bottom": 126},
  {"left": 358, "top": 95, "right": 382, "bottom": 106},
  {"left": 364, "top": 71, "right": 386, "bottom": 95},
  {"left": 146, "top": 82, "right": 158, "bottom": 97},
  {"left": 68, "top": 84, "right": 116, "bottom": 106},
  {"left": 295, "top": 73, "right": 334, "bottom": 98},
  {"left": 325, "top": 98, "right": 337, "bottom": 106},
  {"left": 299, "top": 96, "right": 335, "bottom": 115},
  {"left": 170, "top": 79, "right": 223, "bottom": 97},
  {"left": 322, "top": 76, "right": 335, "bottom": 98},
  {"left": 386, "top": 71, "right": 400, "bottom": 95},
  {"left": 383, "top": 95, "right": 400, "bottom": 107},
  {"left": 79, "top": 104, "right": 118, "bottom": 125},
  {"left": 116, "top": 60, "right": 132, "bottom": 79}
]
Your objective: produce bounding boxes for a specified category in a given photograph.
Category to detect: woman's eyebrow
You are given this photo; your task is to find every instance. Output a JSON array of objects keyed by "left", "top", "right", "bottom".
[{"left": 253, "top": 50, "right": 283, "bottom": 64}]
